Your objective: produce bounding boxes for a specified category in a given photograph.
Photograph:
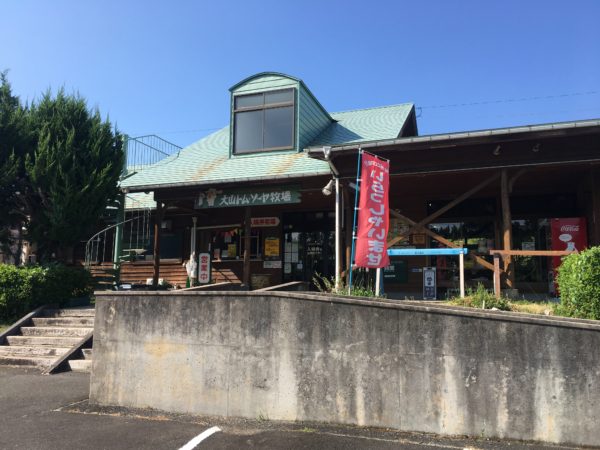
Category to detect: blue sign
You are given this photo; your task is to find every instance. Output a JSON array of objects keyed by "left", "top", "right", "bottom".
[{"left": 388, "top": 248, "right": 468, "bottom": 257}]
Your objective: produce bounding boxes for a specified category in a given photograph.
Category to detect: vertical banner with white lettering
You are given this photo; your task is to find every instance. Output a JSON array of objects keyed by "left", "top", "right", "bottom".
[{"left": 354, "top": 152, "right": 390, "bottom": 268}]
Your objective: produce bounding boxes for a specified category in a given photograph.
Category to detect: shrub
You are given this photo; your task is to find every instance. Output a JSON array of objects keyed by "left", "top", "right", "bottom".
[
  {"left": 557, "top": 246, "right": 600, "bottom": 320},
  {"left": 0, "top": 264, "right": 94, "bottom": 322},
  {"left": 450, "top": 283, "right": 511, "bottom": 311}
]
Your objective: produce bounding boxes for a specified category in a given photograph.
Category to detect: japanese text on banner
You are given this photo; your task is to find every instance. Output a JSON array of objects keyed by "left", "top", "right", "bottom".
[{"left": 354, "top": 152, "right": 390, "bottom": 268}]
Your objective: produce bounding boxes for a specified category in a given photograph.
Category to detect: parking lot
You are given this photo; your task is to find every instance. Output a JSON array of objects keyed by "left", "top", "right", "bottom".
[{"left": 0, "top": 366, "right": 584, "bottom": 450}]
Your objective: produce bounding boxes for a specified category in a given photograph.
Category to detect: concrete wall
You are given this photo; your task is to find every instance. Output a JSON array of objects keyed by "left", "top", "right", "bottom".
[{"left": 90, "top": 292, "right": 600, "bottom": 446}]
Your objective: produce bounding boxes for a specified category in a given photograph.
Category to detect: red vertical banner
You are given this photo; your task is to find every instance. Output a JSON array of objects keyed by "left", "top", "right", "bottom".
[{"left": 354, "top": 152, "right": 390, "bottom": 268}]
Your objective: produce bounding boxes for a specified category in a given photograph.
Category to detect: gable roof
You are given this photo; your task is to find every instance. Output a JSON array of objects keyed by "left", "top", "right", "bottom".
[{"left": 120, "top": 103, "right": 415, "bottom": 192}]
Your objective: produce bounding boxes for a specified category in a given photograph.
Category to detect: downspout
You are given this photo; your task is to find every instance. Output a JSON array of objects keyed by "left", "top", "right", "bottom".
[{"left": 322, "top": 147, "right": 342, "bottom": 291}]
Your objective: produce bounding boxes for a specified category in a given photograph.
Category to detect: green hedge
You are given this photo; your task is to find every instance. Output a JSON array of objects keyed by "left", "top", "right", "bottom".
[
  {"left": 0, "top": 264, "right": 94, "bottom": 322},
  {"left": 557, "top": 246, "right": 600, "bottom": 320}
]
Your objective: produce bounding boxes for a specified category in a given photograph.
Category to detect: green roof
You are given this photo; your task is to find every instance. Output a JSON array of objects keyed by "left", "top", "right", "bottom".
[{"left": 121, "top": 103, "right": 414, "bottom": 192}]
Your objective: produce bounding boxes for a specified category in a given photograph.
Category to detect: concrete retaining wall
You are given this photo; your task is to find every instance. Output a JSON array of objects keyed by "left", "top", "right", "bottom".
[{"left": 90, "top": 292, "right": 600, "bottom": 446}]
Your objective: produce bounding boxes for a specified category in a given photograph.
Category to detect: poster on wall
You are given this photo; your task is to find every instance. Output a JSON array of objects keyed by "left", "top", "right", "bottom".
[
  {"left": 264, "top": 237, "right": 280, "bottom": 258},
  {"left": 354, "top": 152, "right": 390, "bottom": 268},
  {"left": 550, "top": 218, "right": 587, "bottom": 293}
]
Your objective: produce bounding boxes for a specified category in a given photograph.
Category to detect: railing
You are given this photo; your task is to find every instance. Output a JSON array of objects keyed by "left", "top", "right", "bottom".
[
  {"left": 84, "top": 195, "right": 153, "bottom": 270},
  {"left": 124, "top": 134, "right": 182, "bottom": 173},
  {"left": 489, "top": 249, "right": 576, "bottom": 298}
]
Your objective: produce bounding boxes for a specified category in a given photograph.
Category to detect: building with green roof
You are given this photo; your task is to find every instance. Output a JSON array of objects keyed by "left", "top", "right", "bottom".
[{"left": 94, "top": 72, "right": 600, "bottom": 297}]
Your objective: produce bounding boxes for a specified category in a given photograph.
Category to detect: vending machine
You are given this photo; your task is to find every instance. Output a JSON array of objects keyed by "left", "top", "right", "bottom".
[{"left": 550, "top": 218, "right": 587, "bottom": 294}]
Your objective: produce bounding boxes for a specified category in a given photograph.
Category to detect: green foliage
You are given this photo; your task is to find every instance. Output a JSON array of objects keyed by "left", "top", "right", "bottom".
[
  {"left": 0, "top": 71, "right": 32, "bottom": 261},
  {"left": 0, "top": 71, "right": 124, "bottom": 263},
  {"left": 556, "top": 246, "right": 600, "bottom": 320},
  {"left": 312, "top": 272, "right": 380, "bottom": 298},
  {"left": 449, "top": 283, "right": 511, "bottom": 310},
  {"left": 0, "top": 263, "right": 93, "bottom": 322}
]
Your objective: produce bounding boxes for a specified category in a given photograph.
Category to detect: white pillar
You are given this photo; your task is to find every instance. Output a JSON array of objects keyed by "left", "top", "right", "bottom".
[
  {"left": 335, "top": 177, "right": 341, "bottom": 291},
  {"left": 459, "top": 251, "right": 465, "bottom": 298},
  {"left": 375, "top": 268, "right": 381, "bottom": 297}
]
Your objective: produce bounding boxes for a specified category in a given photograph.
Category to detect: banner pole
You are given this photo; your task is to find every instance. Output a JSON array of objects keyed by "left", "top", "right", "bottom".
[{"left": 348, "top": 148, "right": 363, "bottom": 294}]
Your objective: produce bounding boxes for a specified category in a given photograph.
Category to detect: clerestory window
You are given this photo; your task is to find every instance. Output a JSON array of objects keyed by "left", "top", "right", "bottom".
[{"left": 233, "top": 89, "right": 295, "bottom": 154}]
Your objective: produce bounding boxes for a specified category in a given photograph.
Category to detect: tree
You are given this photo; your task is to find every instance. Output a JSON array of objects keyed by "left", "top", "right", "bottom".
[
  {"left": 0, "top": 71, "right": 31, "bottom": 262},
  {"left": 24, "top": 89, "right": 124, "bottom": 262},
  {"left": 0, "top": 72, "right": 124, "bottom": 263}
]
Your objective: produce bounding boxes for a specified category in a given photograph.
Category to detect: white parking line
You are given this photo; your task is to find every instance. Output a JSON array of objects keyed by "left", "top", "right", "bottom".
[{"left": 178, "top": 426, "right": 222, "bottom": 450}]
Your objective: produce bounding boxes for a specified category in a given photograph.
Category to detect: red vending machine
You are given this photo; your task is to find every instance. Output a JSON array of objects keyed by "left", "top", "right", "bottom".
[{"left": 550, "top": 218, "right": 587, "bottom": 294}]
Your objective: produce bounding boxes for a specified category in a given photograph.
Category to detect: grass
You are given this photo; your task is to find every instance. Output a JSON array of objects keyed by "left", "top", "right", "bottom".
[
  {"left": 446, "top": 283, "right": 560, "bottom": 317},
  {"left": 0, "top": 323, "right": 11, "bottom": 333}
]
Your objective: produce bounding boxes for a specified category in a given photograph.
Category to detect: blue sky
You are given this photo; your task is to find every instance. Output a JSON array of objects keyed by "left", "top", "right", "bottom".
[{"left": 2, "top": 0, "right": 599, "bottom": 147}]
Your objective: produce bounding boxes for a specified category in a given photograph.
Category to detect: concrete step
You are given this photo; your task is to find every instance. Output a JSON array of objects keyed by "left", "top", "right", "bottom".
[
  {"left": 0, "top": 345, "right": 70, "bottom": 358},
  {"left": 68, "top": 359, "right": 92, "bottom": 373},
  {"left": 0, "top": 355, "right": 54, "bottom": 368},
  {"left": 82, "top": 348, "right": 93, "bottom": 360},
  {"left": 43, "top": 308, "right": 95, "bottom": 318},
  {"left": 6, "top": 335, "right": 82, "bottom": 347},
  {"left": 32, "top": 317, "right": 94, "bottom": 328},
  {"left": 20, "top": 327, "right": 91, "bottom": 338}
]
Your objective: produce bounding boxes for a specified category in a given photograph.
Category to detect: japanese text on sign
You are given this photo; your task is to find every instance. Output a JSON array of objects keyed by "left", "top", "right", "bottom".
[
  {"left": 194, "top": 187, "right": 300, "bottom": 209},
  {"left": 198, "top": 253, "right": 211, "bottom": 284},
  {"left": 354, "top": 153, "right": 390, "bottom": 268}
]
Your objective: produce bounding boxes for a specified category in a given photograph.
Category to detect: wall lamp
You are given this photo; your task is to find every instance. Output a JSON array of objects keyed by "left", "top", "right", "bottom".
[{"left": 322, "top": 179, "right": 335, "bottom": 196}]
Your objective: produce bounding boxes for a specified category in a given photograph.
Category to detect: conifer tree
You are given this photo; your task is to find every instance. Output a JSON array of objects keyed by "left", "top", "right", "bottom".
[
  {"left": 0, "top": 71, "right": 124, "bottom": 263},
  {"left": 0, "top": 72, "right": 31, "bottom": 262},
  {"left": 25, "top": 89, "right": 124, "bottom": 262}
]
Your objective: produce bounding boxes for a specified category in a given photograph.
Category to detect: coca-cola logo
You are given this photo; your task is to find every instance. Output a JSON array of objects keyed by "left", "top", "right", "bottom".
[{"left": 560, "top": 225, "right": 579, "bottom": 232}]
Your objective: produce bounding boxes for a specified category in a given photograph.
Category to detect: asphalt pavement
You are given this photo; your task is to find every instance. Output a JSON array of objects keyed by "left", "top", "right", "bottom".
[{"left": 0, "top": 366, "right": 587, "bottom": 450}]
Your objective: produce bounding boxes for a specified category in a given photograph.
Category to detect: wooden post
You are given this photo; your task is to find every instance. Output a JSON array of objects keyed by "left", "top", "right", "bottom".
[
  {"left": 152, "top": 202, "right": 164, "bottom": 288},
  {"left": 243, "top": 207, "right": 251, "bottom": 289},
  {"left": 493, "top": 253, "right": 501, "bottom": 299},
  {"left": 500, "top": 170, "right": 515, "bottom": 288}
]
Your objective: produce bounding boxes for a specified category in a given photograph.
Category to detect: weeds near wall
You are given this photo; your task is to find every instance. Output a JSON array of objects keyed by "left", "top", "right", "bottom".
[{"left": 312, "top": 272, "right": 380, "bottom": 298}]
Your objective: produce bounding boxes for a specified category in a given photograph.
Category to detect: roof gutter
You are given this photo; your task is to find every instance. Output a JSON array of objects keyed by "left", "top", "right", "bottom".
[
  {"left": 120, "top": 169, "right": 332, "bottom": 194},
  {"left": 305, "top": 118, "right": 600, "bottom": 159}
]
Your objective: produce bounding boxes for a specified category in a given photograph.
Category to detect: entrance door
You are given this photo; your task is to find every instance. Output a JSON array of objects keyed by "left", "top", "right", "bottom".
[{"left": 282, "top": 212, "right": 335, "bottom": 285}]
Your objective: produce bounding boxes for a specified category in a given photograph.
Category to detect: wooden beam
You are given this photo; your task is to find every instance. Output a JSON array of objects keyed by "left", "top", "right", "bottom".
[
  {"left": 242, "top": 207, "right": 251, "bottom": 289},
  {"left": 152, "top": 202, "right": 164, "bottom": 288},
  {"left": 490, "top": 250, "right": 575, "bottom": 257},
  {"left": 508, "top": 169, "right": 527, "bottom": 193},
  {"left": 500, "top": 170, "right": 514, "bottom": 288},
  {"left": 387, "top": 173, "right": 500, "bottom": 248},
  {"left": 391, "top": 210, "right": 496, "bottom": 272}
]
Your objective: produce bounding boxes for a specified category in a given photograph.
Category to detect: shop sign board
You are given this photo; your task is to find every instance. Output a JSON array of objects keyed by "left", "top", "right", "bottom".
[
  {"left": 198, "top": 253, "right": 211, "bottom": 284},
  {"left": 251, "top": 217, "right": 280, "bottom": 227},
  {"left": 194, "top": 187, "right": 300, "bottom": 209},
  {"left": 355, "top": 152, "right": 390, "bottom": 268},
  {"left": 423, "top": 267, "right": 437, "bottom": 300},
  {"left": 383, "top": 260, "right": 408, "bottom": 283}
]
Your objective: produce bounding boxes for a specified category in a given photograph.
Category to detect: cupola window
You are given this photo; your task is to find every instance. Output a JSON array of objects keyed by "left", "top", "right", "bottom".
[{"left": 233, "top": 89, "right": 295, "bottom": 154}]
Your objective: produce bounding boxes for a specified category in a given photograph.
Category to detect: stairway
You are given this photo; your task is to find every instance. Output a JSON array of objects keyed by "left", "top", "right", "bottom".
[{"left": 0, "top": 307, "right": 94, "bottom": 373}]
